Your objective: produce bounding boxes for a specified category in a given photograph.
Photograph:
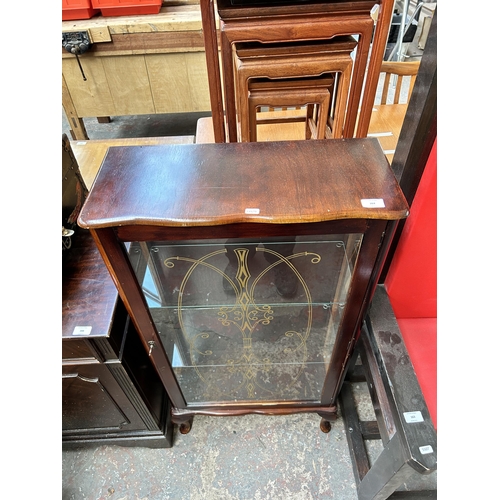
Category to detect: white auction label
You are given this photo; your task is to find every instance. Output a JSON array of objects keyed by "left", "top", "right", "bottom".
[
  {"left": 245, "top": 208, "right": 260, "bottom": 214},
  {"left": 361, "top": 199, "right": 385, "bottom": 208},
  {"left": 419, "top": 445, "right": 434, "bottom": 455},
  {"left": 403, "top": 411, "right": 424, "bottom": 423},
  {"left": 72, "top": 326, "right": 92, "bottom": 336}
]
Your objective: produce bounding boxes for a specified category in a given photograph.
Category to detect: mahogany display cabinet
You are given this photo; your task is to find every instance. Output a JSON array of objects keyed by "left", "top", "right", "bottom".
[{"left": 78, "top": 138, "right": 409, "bottom": 434}]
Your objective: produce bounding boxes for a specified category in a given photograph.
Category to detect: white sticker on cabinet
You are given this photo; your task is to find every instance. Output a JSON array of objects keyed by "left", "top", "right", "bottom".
[
  {"left": 72, "top": 326, "right": 92, "bottom": 336},
  {"left": 361, "top": 199, "right": 385, "bottom": 208}
]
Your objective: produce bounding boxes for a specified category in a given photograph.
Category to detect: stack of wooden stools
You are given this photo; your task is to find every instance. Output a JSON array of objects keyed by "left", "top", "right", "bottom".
[
  {"left": 200, "top": 0, "right": 395, "bottom": 143},
  {"left": 233, "top": 36, "right": 357, "bottom": 141},
  {"left": 248, "top": 75, "right": 334, "bottom": 142}
]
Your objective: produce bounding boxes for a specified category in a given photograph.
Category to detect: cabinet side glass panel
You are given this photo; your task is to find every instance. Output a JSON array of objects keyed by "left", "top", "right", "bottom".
[{"left": 127, "top": 234, "right": 362, "bottom": 406}]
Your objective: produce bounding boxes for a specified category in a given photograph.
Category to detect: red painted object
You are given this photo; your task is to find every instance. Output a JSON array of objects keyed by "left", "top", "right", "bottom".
[
  {"left": 385, "top": 140, "right": 437, "bottom": 319},
  {"left": 397, "top": 318, "right": 437, "bottom": 428},
  {"left": 385, "top": 138, "right": 437, "bottom": 429},
  {"left": 91, "top": 0, "right": 162, "bottom": 17},
  {"left": 63, "top": 0, "right": 100, "bottom": 20}
]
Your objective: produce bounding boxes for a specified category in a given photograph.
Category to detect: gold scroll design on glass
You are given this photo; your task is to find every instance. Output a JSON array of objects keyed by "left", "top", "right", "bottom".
[{"left": 164, "top": 247, "right": 321, "bottom": 400}]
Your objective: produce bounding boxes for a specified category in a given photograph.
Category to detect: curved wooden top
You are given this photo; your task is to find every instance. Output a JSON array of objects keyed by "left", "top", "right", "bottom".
[{"left": 78, "top": 138, "right": 409, "bottom": 229}]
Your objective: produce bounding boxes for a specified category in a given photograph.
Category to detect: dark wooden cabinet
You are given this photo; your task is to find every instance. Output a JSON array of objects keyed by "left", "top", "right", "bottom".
[
  {"left": 62, "top": 230, "right": 174, "bottom": 448},
  {"left": 77, "top": 138, "right": 409, "bottom": 436}
]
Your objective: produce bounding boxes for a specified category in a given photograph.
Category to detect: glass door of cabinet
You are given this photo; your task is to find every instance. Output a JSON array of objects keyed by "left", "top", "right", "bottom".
[{"left": 127, "top": 233, "right": 362, "bottom": 407}]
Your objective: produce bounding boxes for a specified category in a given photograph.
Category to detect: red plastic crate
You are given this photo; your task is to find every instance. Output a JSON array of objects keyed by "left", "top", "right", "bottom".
[
  {"left": 63, "top": 0, "right": 100, "bottom": 20},
  {"left": 91, "top": 0, "right": 162, "bottom": 17}
]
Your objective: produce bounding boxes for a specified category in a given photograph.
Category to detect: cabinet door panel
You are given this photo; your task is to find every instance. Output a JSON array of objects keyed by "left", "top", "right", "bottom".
[{"left": 62, "top": 363, "right": 149, "bottom": 434}]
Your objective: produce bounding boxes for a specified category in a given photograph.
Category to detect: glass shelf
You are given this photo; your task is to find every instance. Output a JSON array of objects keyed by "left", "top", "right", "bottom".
[{"left": 127, "top": 234, "right": 362, "bottom": 406}]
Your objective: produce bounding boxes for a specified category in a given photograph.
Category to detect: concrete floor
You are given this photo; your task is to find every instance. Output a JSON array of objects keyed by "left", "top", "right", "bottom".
[{"left": 63, "top": 412, "right": 363, "bottom": 500}]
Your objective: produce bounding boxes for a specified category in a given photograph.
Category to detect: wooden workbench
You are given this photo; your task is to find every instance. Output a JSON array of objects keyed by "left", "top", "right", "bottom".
[{"left": 62, "top": 1, "right": 213, "bottom": 140}]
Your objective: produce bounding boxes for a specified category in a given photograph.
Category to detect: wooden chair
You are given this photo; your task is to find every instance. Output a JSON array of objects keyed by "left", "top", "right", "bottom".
[
  {"left": 377, "top": 60, "right": 421, "bottom": 105},
  {"left": 366, "top": 60, "right": 421, "bottom": 162}
]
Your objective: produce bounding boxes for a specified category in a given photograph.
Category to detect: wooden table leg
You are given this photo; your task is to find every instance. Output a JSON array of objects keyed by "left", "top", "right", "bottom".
[
  {"left": 220, "top": 28, "right": 239, "bottom": 142},
  {"left": 200, "top": 0, "right": 226, "bottom": 143}
]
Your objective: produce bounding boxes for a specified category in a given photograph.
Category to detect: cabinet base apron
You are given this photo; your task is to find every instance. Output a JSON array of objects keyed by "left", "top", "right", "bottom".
[{"left": 171, "top": 404, "right": 338, "bottom": 434}]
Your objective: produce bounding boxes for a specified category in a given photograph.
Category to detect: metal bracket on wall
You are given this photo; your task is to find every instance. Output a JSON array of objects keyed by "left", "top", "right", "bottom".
[{"left": 62, "top": 31, "right": 92, "bottom": 81}]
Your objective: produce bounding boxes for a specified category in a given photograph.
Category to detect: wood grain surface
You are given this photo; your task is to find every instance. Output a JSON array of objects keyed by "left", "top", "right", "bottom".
[{"left": 78, "top": 139, "right": 409, "bottom": 229}]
